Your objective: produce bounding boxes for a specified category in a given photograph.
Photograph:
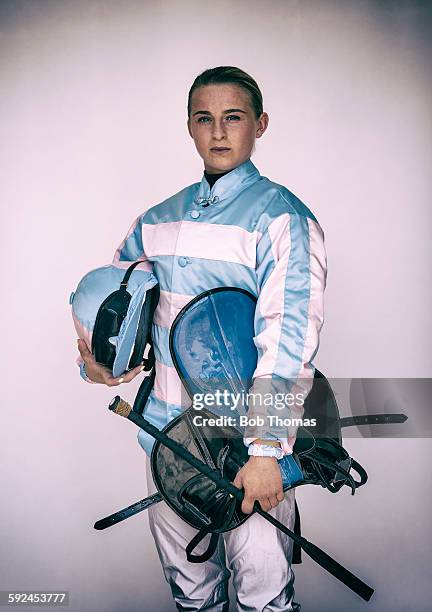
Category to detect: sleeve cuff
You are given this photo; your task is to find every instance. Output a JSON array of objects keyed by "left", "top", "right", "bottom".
[
  {"left": 77, "top": 356, "right": 95, "bottom": 384},
  {"left": 244, "top": 436, "right": 293, "bottom": 457}
]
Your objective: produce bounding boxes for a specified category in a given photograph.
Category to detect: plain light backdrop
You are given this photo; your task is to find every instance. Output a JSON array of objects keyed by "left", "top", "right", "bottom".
[{"left": 1, "top": 1, "right": 431, "bottom": 611}]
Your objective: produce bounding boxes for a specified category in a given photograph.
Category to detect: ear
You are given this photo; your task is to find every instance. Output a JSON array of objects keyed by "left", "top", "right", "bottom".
[{"left": 256, "top": 112, "right": 269, "bottom": 138}]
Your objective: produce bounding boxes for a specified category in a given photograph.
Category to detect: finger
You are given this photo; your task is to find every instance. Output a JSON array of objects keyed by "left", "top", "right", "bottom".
[
  {"left": 101, "top": 363, "right": 144, "bottom": 387},
  {"left": 276, "top": 489, "right": 285, "bottom": 503},
  {"left": 102, "top": 372, "right": 126, "bottom": 387},
  {"left": 268, "top": 494, "right": 280, "bottom": 509},
  {"left": 232, "top": 473, "right": 243, "bottom": 490},
  {"left": 241, "top": 494, "right": 255, "bottom": 515},
  {"left": 118, "top": 363, "right": 146, "bottom": 383},
  {"left": 258, "top": 498, "right": 272, "bottom": 512},
  {"left": 77, "top": 339, "right": 94, "bottom": 363}
]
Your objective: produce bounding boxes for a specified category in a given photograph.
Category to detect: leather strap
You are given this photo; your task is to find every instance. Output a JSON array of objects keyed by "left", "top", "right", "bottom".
[
  {"left": 133, "top": 368, "right": 156, "bottom": 415},
  {"left": 108, "top": 405, "right": 375, "bottom": 601},
  {"left": 340, "top": 413, "right": 407, "bottom": 428},
  {"left": 350, "top": 458, "right": 368, "bottom": 487},
  {"left": 94, "top": 492, "right": 162, "bottom": 530},
  {"left": 120, "top": 260, "right": 146, "bottom": 288},
  {"left": 292, "top": 500, "right": 302, "bottom": 564},
  {"left": 129, "top": 284, "right": 159, "bottom": 371},
  {"left": 186, "top": 530, "right": 220, "bottom": 563}
]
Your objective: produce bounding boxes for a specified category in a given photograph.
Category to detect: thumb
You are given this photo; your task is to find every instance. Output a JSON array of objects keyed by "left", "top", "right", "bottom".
[{"left": 232, "top": 471, "right": 243, "bottom": 490}]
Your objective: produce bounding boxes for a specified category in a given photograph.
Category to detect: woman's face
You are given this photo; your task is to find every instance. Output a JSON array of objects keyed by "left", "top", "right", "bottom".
[{"left": 187, "top": 83, "right": 268, "bottom": 174}]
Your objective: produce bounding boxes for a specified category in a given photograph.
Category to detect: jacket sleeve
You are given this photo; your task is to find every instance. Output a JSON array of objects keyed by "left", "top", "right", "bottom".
[
  {"left": 244, "top": 210, "right": 327, "bottom": 455},
  {"left": 112, "top": 213, "right": 150, "bottom": 268}
]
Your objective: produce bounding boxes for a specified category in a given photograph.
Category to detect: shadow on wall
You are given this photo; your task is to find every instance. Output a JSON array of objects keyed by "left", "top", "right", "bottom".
[{"left": 349, "top": 378, "right": 432, "bottom": 439}]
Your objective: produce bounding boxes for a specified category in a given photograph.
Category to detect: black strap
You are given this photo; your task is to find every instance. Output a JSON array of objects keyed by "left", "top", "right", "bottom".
[
  {"left": 186, "top": 530, "right": 220, "bottom": 563},
  {"left": 109, "top": 403, "right": 375, "bottom": 601},
  {"left": 142, "top": 344, "right": 155, "bottom": 372},
  {"left": 340, "top": 413, "right": 407, "bottom": 428},
  {"left": 255, "top": 505, "right": 374, "bottom": 602},
  {"left": 130, "top": 284, "right": 159, "bottom": 371},
  {"left": 133, "top": 368, "right": 156, "bottom": 415},
  {"left": 313, "top": 454, "right": 358, "bottom": 495},
  {"left": 120, "top": 260, "right": 146, "bottom": 288},
  {"left": 303, "top": 437, "right": 366, "bottom": 494},
  {"left": 94, "top": 492, "right": 162, "bottom": 530},
  {"left": 350, "top": 459, "right": 368, "bottom": 487},
  {"left": 292, "top": 500, "right": 302, "bottom": 564}
]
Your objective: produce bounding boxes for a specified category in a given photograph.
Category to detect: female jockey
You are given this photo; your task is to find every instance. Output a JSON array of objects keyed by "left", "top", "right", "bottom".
[{"left": 76, "top": 65, "right": 327, "bottom": 612}]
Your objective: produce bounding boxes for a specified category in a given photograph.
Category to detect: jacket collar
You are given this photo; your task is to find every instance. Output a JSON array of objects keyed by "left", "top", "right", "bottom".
[{"left": 194, "top": 158, "right": 261, "bottom": 206}]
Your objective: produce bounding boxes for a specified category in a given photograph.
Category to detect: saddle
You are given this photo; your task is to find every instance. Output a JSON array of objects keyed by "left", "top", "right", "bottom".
[{"left": 91, "top": 284, "right": 407, "bottom": 602}]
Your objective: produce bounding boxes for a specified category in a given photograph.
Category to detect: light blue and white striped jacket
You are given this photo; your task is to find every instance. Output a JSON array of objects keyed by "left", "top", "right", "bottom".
[{"left": 79, "top": 158, "right": 327, "bottom": 457}]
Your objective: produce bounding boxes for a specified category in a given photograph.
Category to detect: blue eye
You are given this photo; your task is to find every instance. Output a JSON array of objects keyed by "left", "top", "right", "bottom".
[{"left": 196, "top": 115, "right": 241, "bottom": 123}]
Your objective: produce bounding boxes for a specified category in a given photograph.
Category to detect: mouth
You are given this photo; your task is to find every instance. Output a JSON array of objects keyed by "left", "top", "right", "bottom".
[{"left": 210, "top": 147, "right": 231, "bottom": 154}]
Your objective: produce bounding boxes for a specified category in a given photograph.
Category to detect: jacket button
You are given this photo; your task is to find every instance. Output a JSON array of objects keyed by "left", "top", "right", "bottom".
[
  {"left": 190, "top": 210, "right": 200, "bottom": 219},
  {"left": 178, "top": 256, "right": 189, "bottom": 267}
]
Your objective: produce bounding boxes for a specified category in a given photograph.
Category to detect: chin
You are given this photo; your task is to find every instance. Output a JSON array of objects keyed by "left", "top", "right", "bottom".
[{"left": 203, "top": 154, "right": 239, "bottom": 173}]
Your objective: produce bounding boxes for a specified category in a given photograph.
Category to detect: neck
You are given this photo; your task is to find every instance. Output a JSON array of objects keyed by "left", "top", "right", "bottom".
[{"left": 204, "top": 167, "right": 232, "bottom": 189}]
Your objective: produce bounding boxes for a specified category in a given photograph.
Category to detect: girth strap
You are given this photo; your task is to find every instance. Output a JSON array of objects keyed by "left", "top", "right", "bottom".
[
  {"left": 350, "top": 458, "right": 368, "bottom": 487},
  {"left": 187, "top": 499, "right": 304, "bottom": 565},
  {"left": 292, "top": 500, "right": 302, "bottom": 564},
  {"left": 186, "top": 530, "right": 220, "bottom": 563}
]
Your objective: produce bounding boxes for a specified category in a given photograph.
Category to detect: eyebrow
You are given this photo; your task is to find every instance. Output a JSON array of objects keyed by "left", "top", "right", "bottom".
[{"left": 192, "top": 108, "right": 247, "bottom": 117}]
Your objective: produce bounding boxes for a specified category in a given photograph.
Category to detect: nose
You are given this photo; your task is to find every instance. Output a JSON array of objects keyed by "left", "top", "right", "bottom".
[{"left": 211, "top": 118, "right": 227, "bottom": 141}]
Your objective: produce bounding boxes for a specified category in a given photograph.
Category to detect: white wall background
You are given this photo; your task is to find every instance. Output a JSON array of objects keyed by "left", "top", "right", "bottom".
[{"left": 1, "top": 1, "right": 431, "bottom": 610}]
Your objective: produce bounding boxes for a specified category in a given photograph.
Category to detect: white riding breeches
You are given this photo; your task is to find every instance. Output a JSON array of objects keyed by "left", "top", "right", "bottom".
[{"left": 145, "top": 458, "right": 301, "bottom": 612}]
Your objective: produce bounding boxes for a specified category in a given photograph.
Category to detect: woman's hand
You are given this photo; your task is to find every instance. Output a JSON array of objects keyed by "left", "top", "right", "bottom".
[
  {"left": 77, "top": 338, "right": 145, "bottom": 386},
  {"left": 232, "top": 456, "right": 285, "bottom": 514}
]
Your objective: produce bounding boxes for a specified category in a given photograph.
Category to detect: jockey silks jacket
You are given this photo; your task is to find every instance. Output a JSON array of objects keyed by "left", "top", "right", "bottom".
[{"left": 77, "top": 158, "right": 327, "bottom": 457}]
